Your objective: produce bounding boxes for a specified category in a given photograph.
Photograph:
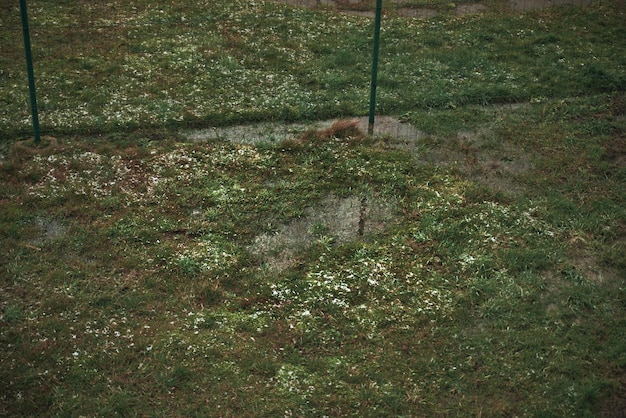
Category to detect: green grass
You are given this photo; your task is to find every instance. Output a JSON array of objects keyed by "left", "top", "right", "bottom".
[
  {"left": 1, "top": 93, "right": 624, "bottom": 416},
  {"left": 1, "top": 0, "right": 625, "bottom": 137},
  {"left": 1, "top": 0, "right": 625, "bottom": 416}
]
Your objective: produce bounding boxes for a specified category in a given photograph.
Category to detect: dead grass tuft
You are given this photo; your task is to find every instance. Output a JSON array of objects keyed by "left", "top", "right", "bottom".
[
  {"left": 321, "top": 118, "right": 362, "bottom": 138},
  {"left": 299, "top": 119, "right": 365, "bottom": 145}
]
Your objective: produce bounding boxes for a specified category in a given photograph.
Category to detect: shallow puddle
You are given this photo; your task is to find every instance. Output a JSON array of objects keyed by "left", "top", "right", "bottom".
[
  {"left": 249, "top": 194, "right": 396, "bottom": 271},
  {"left": 183, "top": 115, "right": 424, "bottom": 144}
]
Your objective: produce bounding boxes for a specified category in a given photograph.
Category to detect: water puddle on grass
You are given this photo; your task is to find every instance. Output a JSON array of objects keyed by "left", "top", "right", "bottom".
[
  {"left": 184, "top": 117, "right": 411, "bottom": 270},
  {"left": 29, "top": 217, "right": 67, "bottom": 249},
  {"left": 183, "top": 113, "right": 533, "bottom": 197},
  {"left": 182, "top": 116, "right": 424, "bottom": 145},
  {"left": 184, "top": 113, "right": 535, "bottom": 270},
  {"left": 249, "top": 194, "right": 396, "bottom": 271},
  {"left": 184, "top": 111, "right": 537, "bottom": 271}
]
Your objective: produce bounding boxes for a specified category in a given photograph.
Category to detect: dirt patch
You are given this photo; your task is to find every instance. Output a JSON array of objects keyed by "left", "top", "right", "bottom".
[
  {"left": 419, "top": 129, "right": 533, "bottom": 195},
  {"left": 249, "top": 194, "right": 396, "bottom": 271},
  {"left": 566, "top": 232, "right": 622, "bottom": 286},
  {"left": 601, "top": 135, "right": 626, "bottom": 170},
  {"left": 356, "top": 115, "right": 425, "bottom": 140},
  {"left": 8, "top": 137, "right": 61, "bottom": 160},
  {"left": 455, "top": 3, "right": 490, "bottom": 15},
  {"left": 505, "top": 0, "right": 594, "bottom": 11},
  {"left": 184, "top": 120, "right": 322, "bottom": 144},
  {"left": 273, "top": 0, "right": 596, "bottom": 18},
  {"left": 597, "top": 380, "right": 626, "bottom": 418},
  {"left": 275, "top": 0, "right": 469, "bottom": 17}
]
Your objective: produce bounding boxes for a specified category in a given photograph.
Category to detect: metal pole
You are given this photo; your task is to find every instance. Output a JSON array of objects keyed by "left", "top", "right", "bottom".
[
  {"left": 20, "top": 0, "right": 41, "bottom": 144},
  {"left": 368, "top": 0, "right": 383, "bottom": 135}
]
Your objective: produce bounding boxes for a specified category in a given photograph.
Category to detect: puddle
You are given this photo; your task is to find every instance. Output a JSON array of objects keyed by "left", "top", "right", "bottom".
[
  {"left": 183, "top": 115, "right": 424, "bottom": 144},
  {"left": 30, "top": 217, "right": 67, "bottom": 247},
  {"left": 184, "top": 118, "right": 411, "bottom": 271},
  {"left": 249, "top": 194, "right": 396, "bottom": 271},
  {"left": 183, "top": 120, "right": 332, "bottom": 144}
]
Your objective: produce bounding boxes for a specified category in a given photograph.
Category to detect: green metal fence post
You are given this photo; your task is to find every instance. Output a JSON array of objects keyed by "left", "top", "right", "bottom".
[
  {"left": 20, "top": 0, "right": 41, "bottom": 144},
  {"left": 368, "top": 0, "right": 383, "bottom": 135}
]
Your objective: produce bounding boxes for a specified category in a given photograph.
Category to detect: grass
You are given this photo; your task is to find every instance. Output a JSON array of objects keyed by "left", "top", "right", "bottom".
[
  {"left": 1, "top": 0, "right": 625, "bottom": 137},
  {"left": 1, "top": 95, "right": 624, "bottom": 416},
  {"left": 1, "top": 0, "right": 625, "bottom": 416}
]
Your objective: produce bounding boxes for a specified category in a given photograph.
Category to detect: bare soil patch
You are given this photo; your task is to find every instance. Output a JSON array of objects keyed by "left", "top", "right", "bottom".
[
  {"left": 273, "top": 0, "right": 596, "bottom": 18},
  {"left": 419, "top": 129, "right": 533, "bottom": 195}
]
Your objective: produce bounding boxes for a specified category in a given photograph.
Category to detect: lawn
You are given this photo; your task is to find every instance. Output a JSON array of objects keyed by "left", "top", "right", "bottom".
[
  {"left": 1, "top": 0, "right": 625, "bottom": 416},
  {"left": 1, "top": 0, "right": 624, "bottom": 136}
]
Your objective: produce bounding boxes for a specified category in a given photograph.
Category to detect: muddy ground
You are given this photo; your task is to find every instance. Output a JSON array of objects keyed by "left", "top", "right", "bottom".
[{"left": 273, "top": 0, "right": 598, "bottom": 18}]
